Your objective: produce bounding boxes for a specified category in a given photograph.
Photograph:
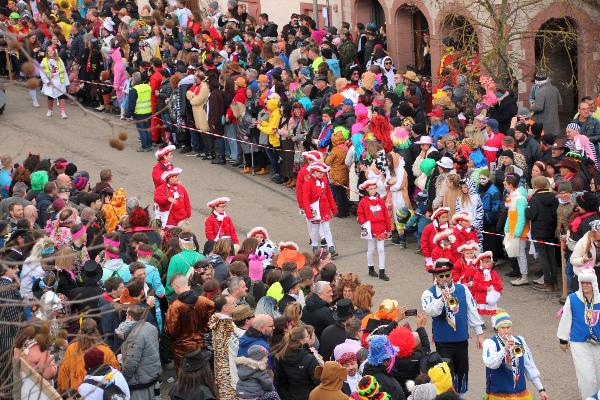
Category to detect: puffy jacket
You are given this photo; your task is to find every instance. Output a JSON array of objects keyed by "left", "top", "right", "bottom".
[
  {"left": 301, "top": 292, "right": 335, "bottom": 337},
  {"left": 525, "top": 189, "right": 558, "bottom": 240},
  {"left": 121, "top": 321, "right": 162, "bottom": 386},
  {"left": 235, "top": 355, "right": 275, "bottom": 398},
  {"left": 257, "top": 99, "right": 281, "bottom": 147},
  {"left": 479, "top": 182, "right": 501, "bottom": 225},
  {"left": 325, "top": 131, "right": 350, "bottom": 186},
  {"left": 35, "top": 192, "right": 54, "bottom": 227},
  {"left": 276, "top": 345, "right": 320, "bottom": 400}
]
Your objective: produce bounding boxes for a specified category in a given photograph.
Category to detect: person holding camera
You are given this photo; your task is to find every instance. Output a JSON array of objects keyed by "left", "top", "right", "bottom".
[
  {"left": 483, "top": 309, "right": 549, "bottom": 400},
  {"left": 421, "top": 258, "right": 484, "bottom": 395}
]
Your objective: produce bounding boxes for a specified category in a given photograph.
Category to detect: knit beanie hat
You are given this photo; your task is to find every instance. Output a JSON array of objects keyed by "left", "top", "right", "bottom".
[
  {"left": 491, "top": 308, "right": 512, "bottom": 330},
  {"left": 427, "top": 362, "right": 453, "bottom": 394},
  {"left": 84, "top": 346, "right": 105, "bottom": 372},
  {"left": 247, "top": 344, "right": 268, "bottom": 361},
  {"left": 500, "top": 149, "right": 514, "bottom": 160},
  {"left": 356, "top": 375, "right": 391, "bottom": 399}
]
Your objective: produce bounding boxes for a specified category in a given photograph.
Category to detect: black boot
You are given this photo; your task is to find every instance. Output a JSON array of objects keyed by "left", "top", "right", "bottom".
[
  {"left": 391, "top": 230, "right": 401, "bottom": 244},
  {"left": 211, "top": 156, "right": 226, "bottom": 165},
  {"left": 368, "top": 266, "right": 378, "bottom": 277},
  {"left": 379, "top": 269, "right": 390, "bottom": 281}
]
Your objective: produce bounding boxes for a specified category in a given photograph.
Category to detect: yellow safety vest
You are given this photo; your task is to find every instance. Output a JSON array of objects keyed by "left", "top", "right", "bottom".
[
  {"left": 41, "top": 57, "right": 66, "bottom": 85},
  {"left": 133, "top": 84, "right": 152, "bottom": 115}
]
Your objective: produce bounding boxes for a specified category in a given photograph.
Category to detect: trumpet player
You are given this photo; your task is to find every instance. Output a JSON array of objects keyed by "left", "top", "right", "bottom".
[
  {"left": 483, "top": 309, "right": 549, "bottom": 400},
  {"left": 421, "top": 258, "right": 484, "bottom": 395}
]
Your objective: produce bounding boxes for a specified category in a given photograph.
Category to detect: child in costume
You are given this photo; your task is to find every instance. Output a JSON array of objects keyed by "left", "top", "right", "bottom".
[
  {"left": 247, "top": 227, "right": 272, "bottom": 281},
  {"left": 357, "top": 179, "right": 390, "bottom": 281},
  {"left": 451, "top": 211, "right": 479, "bottom": 251},
  {"left": 302, "top": 162, "right": 338, "bottom": 256},
  {"left": 204, "top": 197, "right": 239, "bottom": 244},
  {"left": 154, "top": 168, "right": 191, "bottom": 229},
  {"left": 471, "top": 251, "right": 503, "bottom": 316},
  {"left": 452, "top": 242, "right": 479, "bottom": 287},
  {"left": 152, "top": 145, "right": 176, "bottom": 188},
  {"left": 430, "top": 229, "right": 457, "bottom": 270},
  {"left": 421, "top": 207, "right": 450, "bottom": 266}
]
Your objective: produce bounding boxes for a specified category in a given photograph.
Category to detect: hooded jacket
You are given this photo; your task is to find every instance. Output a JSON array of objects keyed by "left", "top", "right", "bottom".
[
  {"left": 301, "top": 292, "right": 335, "bottom": 337},
  {"left": 325, "top": 130, "right": 350, "bottom": 186},
  {"left": 276, "top": 344, "right": 321, "bottom": 400},
  {"left": 237, "top": 327, "right": 270, "bottom": 357},
  {"left": 257, "top": 98, "right": 282, "bottom": 147},
  {"left": 309, "top": 361, "right": 350, "bottom": 400},
  {"left": 101, "top": 258, "right": 131, "bottom": 283},
  {"left": 362, "top": 362, "right": 406, "bottom": 400},
  {"left": 235, "top": 354, "right": 275, "bottom": 398},
  {"left": 165, "top": 290, "right": 215, "bottom": 369}
]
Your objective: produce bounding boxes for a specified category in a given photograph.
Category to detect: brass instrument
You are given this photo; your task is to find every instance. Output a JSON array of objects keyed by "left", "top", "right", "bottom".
[
  {"left": 501, "top": 334, "right": 524, "bottom": 358},
  {"left": 441, "top": 283, "right": 459, "bottom": 311}
]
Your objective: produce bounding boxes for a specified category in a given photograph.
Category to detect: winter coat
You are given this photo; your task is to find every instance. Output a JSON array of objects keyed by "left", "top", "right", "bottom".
[
  {"left": 226, "top": 86, "right": 247, "bottom": 124},
  {"left": 35, "top": 191, "right": 54, "bottom": 228},
  {"left": 208, "top": 254, "right": 230, "bottom": 283},
  {"left": 187, "top": 82, "right": 210, "bottom": 131},
  {"left": 479, "top": 182, "right": 501, "bottom": 226},
  {"left": 516, "top": 136, "right": 541, "bottom": 168},
  {"left": 98, "top": 295, "right": 125, "bottom": 352},
  {"left": 525, "top": 189, "right": 558, "bottom": 240},
  {"left": 489, "top": 92, "right": 518, "bottom": 134},
  {"left": 390, "top": 327, "right": 432, "bottom": 394},
  {"left": 236, "top": 355, "right": 275, "bottom": 398},
  {"left": 504, "top": 188, "right": 529, "bottom": 238},
  {"left": 57, "top": 342, "right": 119, "bottom": 392},
  {"left": 318, "top": 323, "right": 346, "bottom": 362},
  {"left": 276, "top": 345, "right": 321, "bottom": 400},
  {"left": 532, "top": 80, "right": 562, "bottom": 137},
  {"left": 301, "top": 293, "right": 335, "bottom": 337},
  {"left": 77, "top": 365, "right": 130, "bottom": 400},
  {"left": 362, "top": 363, "right": 406, "bottom": 400},
  {"left": 121, "top": 321, "right": 161, "bottom": 386},
  {"left": 257, "top": 99, "right": 282, "bottom": 147},
  {"left": 208, "top": 88, "right": 225, "bottom": 135},
  {"left": 165, "top": 290, "right": 215, "bottom": 369},
  {"left": 237, "top": 327, "right": 271, "bottom": 357},
  {"left": 302, "top": 174, "right": 338, "bottom": 222},
  {"left": 110, "top": 48, "right": 126, "bottom": 101},
  {"left": 309, "top": 361, "right": 350, "bottom": 400},
  {"left": 296, "top": 164, "right": 310, "bottom": 209},
  {"left": 325, "top": 131, "right": 350, "bottom": 186},
  {"left": 154, "top": 182, "right": 192, "bottom": 227},
  {"left": 208, "top": 314, "right": 237, "bottom": 400},
  {"left": 575, "top": 115, "right": 600, "bottom": 144},
  {"left": 357, "top": 195, "right": 390, "bottom": 238},
  {"left": 204, "top": 212, "right": 240, "bottom": 244}
]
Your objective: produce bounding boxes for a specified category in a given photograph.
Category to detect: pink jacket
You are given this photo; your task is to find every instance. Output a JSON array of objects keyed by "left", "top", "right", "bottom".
[{"left": 111, "top": 48, "right": 126, "bottom": 101}]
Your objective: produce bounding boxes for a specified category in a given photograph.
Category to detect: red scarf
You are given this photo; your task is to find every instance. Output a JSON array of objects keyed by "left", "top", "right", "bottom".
[{"left": 569, "top": 211, "right": 597, "bottom": 233}]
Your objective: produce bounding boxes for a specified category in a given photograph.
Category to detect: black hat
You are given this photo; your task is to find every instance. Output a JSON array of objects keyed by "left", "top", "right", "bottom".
[
  {"left": 82, "top": 260, "right": 102, "bottom": 282},
  {"left": 514, "top": 123, "right": 529, "bottom": 134},
  {"left": 280, "top": 273, "right": 300, "bottom": 293},
  {"left": 181, "top": 349, "right": 211, "bottom": 372},
  {"left": 540, "top": 133, "right": 555, "bottom": 146},
  {"left": 500, "top": 149, "right": 514, "bottom": 160},
  {"left": 427, "top": 258, "right": 454, "bottom": 274},
  {"left": 333, "top": 298, "right": 355, "bottom": 321},
  {"left": 412, "top": 122, "right": 427, "bottom": 137},
  {"left": 576, "top": 192, "right": 600, "bottom": 212}
]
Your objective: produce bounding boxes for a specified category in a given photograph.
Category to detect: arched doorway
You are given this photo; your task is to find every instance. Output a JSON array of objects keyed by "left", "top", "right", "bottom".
[
  {"left": 535, "top": 17, "right": 578, "bottom": 125},
  {"left": 394, "top": 5, "right": 430, "bottom": 76},
  {"left": 355, "top": 0, "right": 385, "bottom": 28}
]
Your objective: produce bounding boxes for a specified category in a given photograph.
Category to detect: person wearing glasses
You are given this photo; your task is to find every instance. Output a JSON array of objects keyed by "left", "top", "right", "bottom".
[{"left": 421, "top": 258, "right": 484, "bottom": 395}]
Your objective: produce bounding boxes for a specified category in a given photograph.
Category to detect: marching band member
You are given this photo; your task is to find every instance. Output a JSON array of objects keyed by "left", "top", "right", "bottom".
[
  {"left": 204, "top": 197, "right": 239, "bottom": 244},
  {"left": 557, "top": 263, "right": 600, "bottom": 399},
  {"left": 302, "top": 162, "right": 338, "bottom": 256},
  {"left": 356, "top": 179, "right": 390, "bottom": 281},
  {"left": 483, "top": 309, "right": 548, "bottom": 400},
  {"left": 421, "top": 258, "right": 484, "bottom": 394},
  {"left": 153, "top": 167, "right": 191, "bottom": 229}
]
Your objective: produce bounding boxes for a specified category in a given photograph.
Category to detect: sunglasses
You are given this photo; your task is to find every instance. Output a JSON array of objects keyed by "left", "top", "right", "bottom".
[{"left": 437, "top": 273, "right": 451, "bottom": 279}]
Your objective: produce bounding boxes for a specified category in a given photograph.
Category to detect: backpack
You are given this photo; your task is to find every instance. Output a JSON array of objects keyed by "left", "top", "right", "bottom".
[{"left": 83, "top": 378, "right": 127, "bottom": 400}]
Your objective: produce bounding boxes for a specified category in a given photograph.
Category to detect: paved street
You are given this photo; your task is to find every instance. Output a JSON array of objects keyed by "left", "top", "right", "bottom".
[{"left": 1, "top": 84, "right": 580, "bottom": 398}]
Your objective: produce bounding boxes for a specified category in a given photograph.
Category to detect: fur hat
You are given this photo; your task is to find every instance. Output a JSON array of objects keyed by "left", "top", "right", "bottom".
[
  {"left": 367, "top": 335, "right": 398, "bottom": 365},
  {"left": 451, "top": 211, "right": 471, "bottom": 224},
  {"left": 207, "top": 197, "right": 230, "bottom": 208},
  {"left": 155, "top": 144, "right": 176, "bottom": 159},
  {"left": 474, "top": 251, "right": 493, "bottom": 265},
  {"left": 431, "top": 207, "right": 450, "bottom": 221},
  {"left": 359, "top": 179, "right": 378, "bottom": 191},
  {"left": 160, "top": 167, "right": 182, "bottom": 181},
  {"left": 307, "top": 162, "right": 329, "bottom": 173},
  {"left": 278, "top": 241, "right": 299, "bottom": 251},
  {"left": 388, "top": 326, "right": 415, "bottom": 358},
  {"left": 457, "top": 242, "right": 478, "bottom": 253},
  {"left": 433, "top": 229, "right": 455, "bottom": 245},
  {"left": 128, "top": 207, "right": 150, "bottom": 227},
  {"left": 247, "top": 226, "right": 269, "bottom": 240}
]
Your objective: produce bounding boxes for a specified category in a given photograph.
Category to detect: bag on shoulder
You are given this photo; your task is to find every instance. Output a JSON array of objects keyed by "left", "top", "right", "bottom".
[{"left": 83, "top": 378, "right": 127, "bottom": 400}]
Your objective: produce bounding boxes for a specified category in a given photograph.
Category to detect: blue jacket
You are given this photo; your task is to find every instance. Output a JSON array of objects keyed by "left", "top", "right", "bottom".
[
  {"left": 238, "top": 327, "right": 271, "bottom": 357},
  {"left": 479, "top": 183, "right": 501, "bottom": 225},
  {"left": 141, "top": 261, "right": 166, "bottom": 297},
  {"left": 35, "top": 191, "right": 54, "bottom": 228}
]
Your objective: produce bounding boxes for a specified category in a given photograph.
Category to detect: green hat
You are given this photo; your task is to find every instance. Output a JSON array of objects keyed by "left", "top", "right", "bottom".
[
  {"left": 182, "top": 37, "right": 191, "bottom": 43},
  {"left": 30, "top": 170, "right": 49, "bottom": 191},
  {"left": 10, "top": 12, "right": 20, "bottom": 19},
  {"left": 479, "top": 168, "right": 490, "bottom": 178}
]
